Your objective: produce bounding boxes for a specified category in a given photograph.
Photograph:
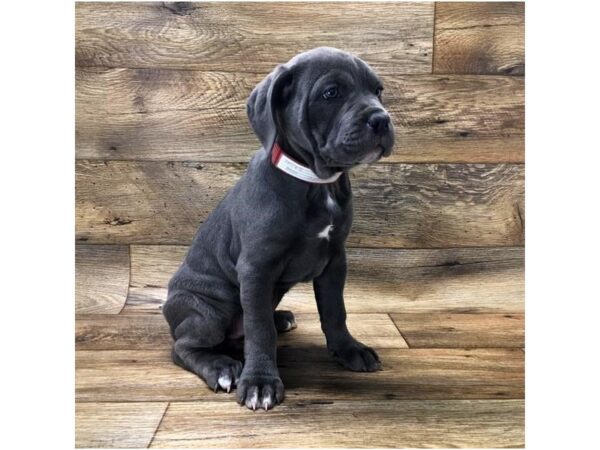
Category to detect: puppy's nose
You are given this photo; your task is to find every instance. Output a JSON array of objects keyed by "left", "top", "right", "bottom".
[{"left": 367, "top": 111, "right": 391, "bottom": 134}]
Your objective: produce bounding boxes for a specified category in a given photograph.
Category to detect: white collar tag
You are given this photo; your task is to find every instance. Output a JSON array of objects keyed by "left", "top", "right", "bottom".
[{"left": 271, "top": 143, "right": 342, "bottom": 184}]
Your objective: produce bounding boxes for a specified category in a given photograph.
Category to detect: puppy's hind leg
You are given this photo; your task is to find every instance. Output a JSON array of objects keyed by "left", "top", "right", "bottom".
[
  {"left": 172, "top": 333, "right": 243, "bottom": 393},
  {"left": 274, "top": 310, "right": 297, "bottom": 333},
  {"left": 163, "top": 297, "right": 242, "bottom": 393},
  {"left": 272, "top": 287, "right": 296, "bottom": 333}
]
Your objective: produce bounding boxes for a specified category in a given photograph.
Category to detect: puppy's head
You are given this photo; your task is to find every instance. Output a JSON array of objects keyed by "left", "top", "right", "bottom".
[{"left": 247, "top": 47, "right": 395, "bottom": 178}]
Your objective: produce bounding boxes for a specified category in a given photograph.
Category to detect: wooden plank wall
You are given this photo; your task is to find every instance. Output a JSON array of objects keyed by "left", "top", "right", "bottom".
[
  {"left": 75, "top": 2, "right": 525, "bottom": 448},
  {"left": 76, "top": 1, "right": 524, "bottom": 250}
]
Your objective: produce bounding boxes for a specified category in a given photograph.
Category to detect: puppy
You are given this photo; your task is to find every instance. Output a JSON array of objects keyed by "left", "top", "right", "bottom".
[{"left": 163, "top": 47, "right": 395, "bottom": 410}]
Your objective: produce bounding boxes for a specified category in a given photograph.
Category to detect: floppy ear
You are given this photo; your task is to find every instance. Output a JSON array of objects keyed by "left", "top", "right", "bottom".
[{"left": 246, "top": 64, "right": 293, "bottom": 153}]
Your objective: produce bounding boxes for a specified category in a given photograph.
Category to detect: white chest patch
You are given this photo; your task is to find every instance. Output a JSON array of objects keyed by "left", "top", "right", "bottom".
[
  {"left": 319, "top": 193, "right": 337, "bottom": 240},
  {"left": 318, "top": 224, "right": 334, "bottom": 240}
]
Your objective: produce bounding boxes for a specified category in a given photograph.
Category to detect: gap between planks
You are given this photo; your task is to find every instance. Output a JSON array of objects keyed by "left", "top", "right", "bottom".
[{"left": 147, "top": 402, "right": 170, "bottom": 449}]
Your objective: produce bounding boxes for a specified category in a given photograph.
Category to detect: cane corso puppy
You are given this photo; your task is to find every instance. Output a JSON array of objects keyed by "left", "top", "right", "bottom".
[{"left": 163, "top": 47, "right": 395, "bottom": 410}]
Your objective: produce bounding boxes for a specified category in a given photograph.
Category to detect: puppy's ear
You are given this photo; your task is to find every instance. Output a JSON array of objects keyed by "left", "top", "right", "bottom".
[{"left": 246, "top": 64, "right": 293, "bottom": 153}]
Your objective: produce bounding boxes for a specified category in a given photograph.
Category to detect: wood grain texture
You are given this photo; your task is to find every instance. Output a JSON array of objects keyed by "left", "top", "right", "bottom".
[
  {"left": 74, "top": 3, "right": 525, "bottom": 447},
  {"left": 75, "top": 245, "right": 129, "bottom": 314},
  {"left": 75, "top": 313, "right": 408, "bottom": 350},
  {"left": 76, "top": 401, "right": 167, "bottom": 448},
  {"left": 76, "top": 69, "right": 523, "bottom": 163},
  {"left": 123, "top": 245, "right": 524, "bottom": 314},
  {"left": 130, "top": 244, "right": 187, "bottom": 289},
  {"left": 76, "top": 348, "right": 523, "bottom": 402},
  {"left": 76, "top": 162, "right": 524, "bottom": 247},
  {"left": 76, "top": 2, "right": 433, "bottom": 74},
  {"left": 391, "top": 313, "right": 524, "bottom": 348},
  {"left": 434, "top": 2, "right": 525, "bottom": 75},
  {"left": 150, "top": 399, "right": 524, "bottom": 448}
]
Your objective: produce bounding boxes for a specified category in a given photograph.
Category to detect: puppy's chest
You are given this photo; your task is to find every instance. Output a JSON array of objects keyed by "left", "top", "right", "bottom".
[
  {"left": 282, "top": 192, "right": 349, "bottom": 283},
  {"left": 304, "top": 192, "right": 347, "bottom": 242}
]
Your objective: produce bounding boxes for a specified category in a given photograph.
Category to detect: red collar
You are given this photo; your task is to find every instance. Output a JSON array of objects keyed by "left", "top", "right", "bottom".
[{"left": 271, "top": 143, "right": 342, "bottom": 184}]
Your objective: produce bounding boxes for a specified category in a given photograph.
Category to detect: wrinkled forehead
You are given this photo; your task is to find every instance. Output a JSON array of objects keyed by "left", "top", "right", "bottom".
[{"left": 289, "top": 49, "right": 381, "bottom": 88}]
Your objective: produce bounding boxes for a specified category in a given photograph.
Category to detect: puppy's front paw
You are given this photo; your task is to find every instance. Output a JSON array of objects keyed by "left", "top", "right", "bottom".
[
  {"left": 329, "top": 340, "right": 382, "bottom": 372},
  {"left": 236, "top": 373, "right": 284, "bottom": 411}
]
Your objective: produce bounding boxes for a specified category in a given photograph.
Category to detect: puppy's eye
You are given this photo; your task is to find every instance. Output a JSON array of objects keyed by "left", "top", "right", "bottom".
[
  {"left": 323, "top": 87, "right": 339, "bottom": 99},
  {"left": 376, "top": 87, "right": 383, "bottom": 98}
]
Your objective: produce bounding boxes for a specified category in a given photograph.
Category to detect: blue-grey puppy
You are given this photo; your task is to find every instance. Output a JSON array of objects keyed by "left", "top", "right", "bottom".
[{"left": 163, "top": 47, "right": 395, "bottom": 411}]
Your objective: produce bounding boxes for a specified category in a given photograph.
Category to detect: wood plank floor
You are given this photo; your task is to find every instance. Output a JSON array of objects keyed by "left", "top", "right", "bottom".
[
  {"left": 75, "top": 2, "right": 525, "bottom": 448},
  {"left": 75, "top": 244, "right": 525, "bottom": 448}
]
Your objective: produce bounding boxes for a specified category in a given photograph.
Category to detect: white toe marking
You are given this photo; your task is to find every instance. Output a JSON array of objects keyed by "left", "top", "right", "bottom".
[
  {"left": 218, "top": 374, "right": 232, "bottom": 392},
  {"left": 249, "top": 391, "right": 259, "bottom": 410},
  {"left": 263, "top": 394, "right": 272, "bottom": 410},
  {"left": 318, "top": 224, "right": 334, "bottom": 240}
]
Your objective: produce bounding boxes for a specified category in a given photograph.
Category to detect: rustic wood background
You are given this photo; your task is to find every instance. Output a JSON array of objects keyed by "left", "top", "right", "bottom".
[{"left": 75, "top": 2, "right": 524, "bottom": 448}]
